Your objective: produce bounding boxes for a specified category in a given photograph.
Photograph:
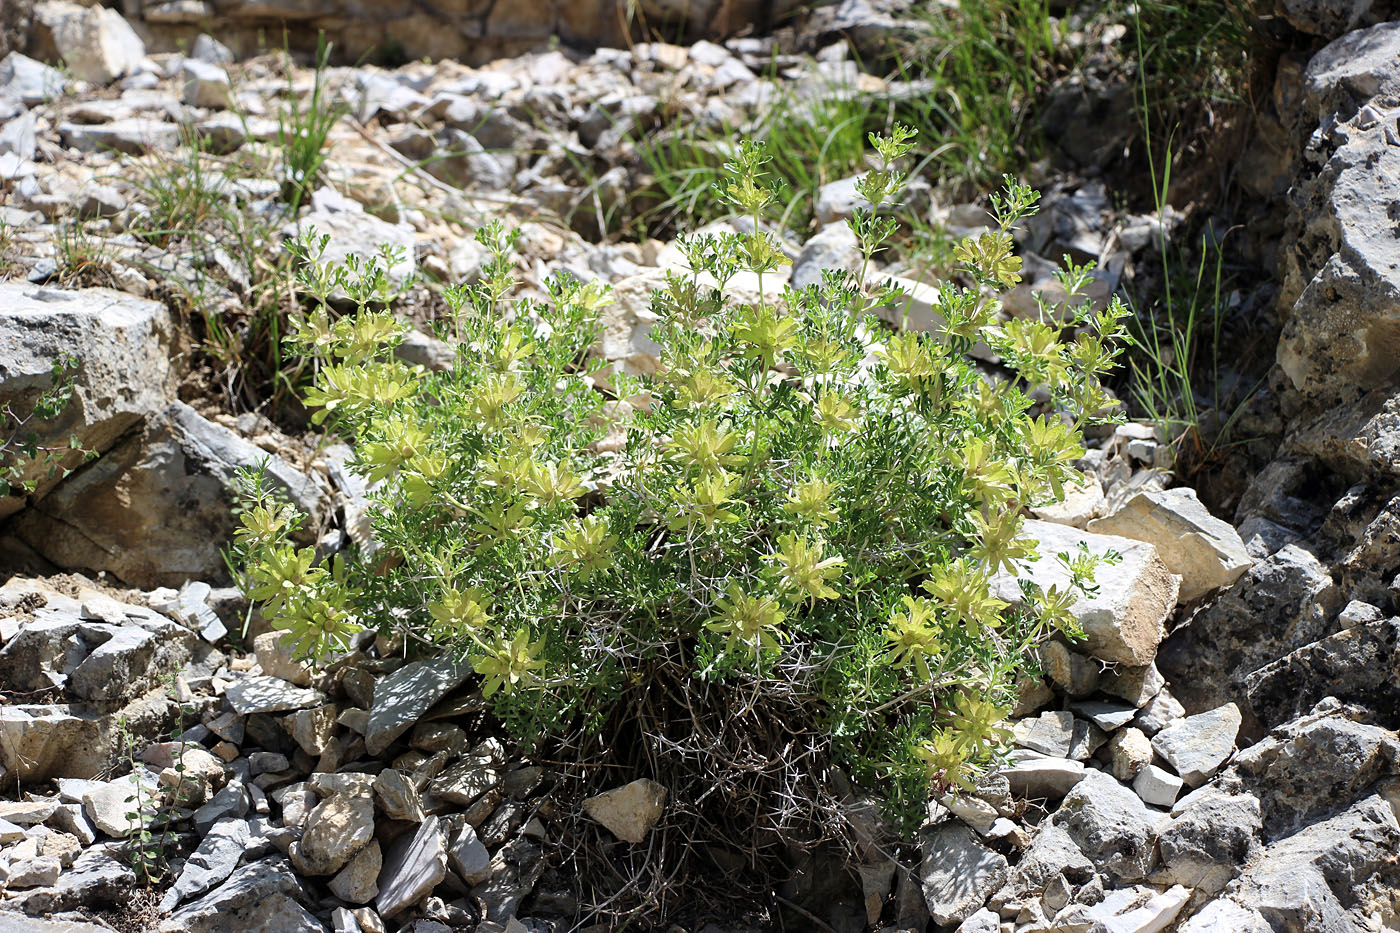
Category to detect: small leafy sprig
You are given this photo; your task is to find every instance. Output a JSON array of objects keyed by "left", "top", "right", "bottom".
[{"left": 0, "top": 355, "right": 98, "bottom": 498}]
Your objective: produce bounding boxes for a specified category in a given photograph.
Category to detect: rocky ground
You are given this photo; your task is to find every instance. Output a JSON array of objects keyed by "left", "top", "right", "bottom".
[{"left": 2, "top": 1, "right": 1400, "bottom": 932}]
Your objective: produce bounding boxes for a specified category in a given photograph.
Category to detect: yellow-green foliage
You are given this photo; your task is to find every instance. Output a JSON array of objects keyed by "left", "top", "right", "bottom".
[{"left": 236, "top": 129, "right": 1127, "bottom": 815}]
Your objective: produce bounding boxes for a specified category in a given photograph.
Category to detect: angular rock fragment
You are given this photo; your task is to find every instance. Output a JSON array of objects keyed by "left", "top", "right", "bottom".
[
  {"left": 919, "top": 822, "right": 1008, "bottom": 927},
  {"left": 583, "top": 778, "right": 667, "bottom": 844},
  {"left": 993, "top": 521, "right": 1178, "bottom": 666},
  {"left": 1088, "top": 487, "right": 1252, "bottom": 602},
  {"left": 1151, "top": 703, "right": 1241, "bottom": 787}
]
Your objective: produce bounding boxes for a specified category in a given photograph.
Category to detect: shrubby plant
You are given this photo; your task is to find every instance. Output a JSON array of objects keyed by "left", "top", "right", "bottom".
[{"left": 236, "top": 129, "right": 1127, "bottom": 834}]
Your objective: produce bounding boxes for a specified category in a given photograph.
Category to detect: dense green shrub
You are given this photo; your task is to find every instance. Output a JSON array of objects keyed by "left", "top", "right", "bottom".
[{"left": 236, "top": 130, "right": 1126, "bottom": 828}]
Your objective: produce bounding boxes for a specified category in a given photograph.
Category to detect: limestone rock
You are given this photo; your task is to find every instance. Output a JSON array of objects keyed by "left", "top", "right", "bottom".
[
  {"left": 376, "top": 815, "right": 447, "bottom": 919},
  {"left": 328, "top": 838, "right": 381, "bottom": 903},
  {"left": 1106, "top": 727, "right": 1153, "bottom": 781},
  {"left": 0, "top": 283, "right": 175, "bottom": 520},
  {"left": 998, "top": 754, "right": 1085, "bottom": 800},
  {"left": 13, "top": 402, "right": 324, "bottom": 587},
  {"left": 252, "top": 632, "right": 314, "bottom": 686},
  {"left": 1230, "top": 698, "right": 1400, "bottom": 835},
  {"left": 1152, "top": 703, "right": 1241, "bottom": 787},
  {"left": 1088, "top": 487, "right": 1252, "bottom": 602},
  {"left": 1279, "top": 0, "right": 1372, "bottom": 37},
  {"left": 1051, "top": 769, "right": 1157, "bottom": 882},
  {"left": 1184, "top": 793, "right": 1400, "bottom": 932},
  {"left": 34, "top": 1, "right": 145, "bottom": 85},
  {"left": 225, "top": 675, "right": 324, "bottom": 715},
  {"left": 1157, "top": 790, "right": 1261, "bottom": 895},
  {"left": 365, "top": 660, "right": 474, "bottom": 758},
  {"left": 373, "top": 768, "right": 425, "bottom": 823},
  {"left": 160, "top": 818, "right": 251, "bottom": 911},
  {"left": 1132, "top": 765, "right": 1183, "bottom": 808},
  {"left": 919, "top": 821, "right": 1008, "bottom": 927},
  {"left": 287, "top": 204, "right": 415, "bottom": 291},
  {"left": 448, "top": 824, "right": 491, "bottom": 886},
  {"left": 1012, "top": 710, "right": 1075, "bottom": 757},
  {"left": 160, "top": 857, "right": 312, "bottom": 933},
  {"left": 583, "top": 778, "right": 667, "bottom": 844},
  {"left": 993, "top": 521, "right": 1177, "bottom": 666},
  {"left": 0, "top": 53, "right": 69, "bottom": 105},
  {"left": 1030, "top": 472, "right": 1105, "bottom": 528},
  {"left": 1157, "top": 544, "right": 1340, "bottom": 717},
  {"left": 790, "top": 221, "right": 861, "bottom": 290},
  {"left": 295, "top": 793, "right": 375, "bottom": 876},
  {"left": 180, "top": 58, "right": 230, "bottom": 108},
  {"left": 1243, "top": 617, "right": 1400, "bottom": 730}
]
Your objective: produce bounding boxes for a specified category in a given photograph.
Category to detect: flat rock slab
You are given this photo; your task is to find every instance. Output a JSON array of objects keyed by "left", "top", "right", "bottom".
[
  {"left": 376, "top": 814, "right": 446, "bottom": 919},
  {"left": 225, "top": 675, "right": 325, "bottom": 715},
  {"left": 1152, "top": 703, "right": 1242, "bottom": 787},
  {"left": 919, "top": 821, "right": 1009, "bottom": 926},
  {"left": 364, "top": 657, "right": 473, "bottom": 756}
]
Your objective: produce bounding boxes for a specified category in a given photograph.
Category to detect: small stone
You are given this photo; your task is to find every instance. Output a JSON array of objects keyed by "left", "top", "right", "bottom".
[
  {"left": 1013, "top": 676, "right": 1055, "bottom": 717},
  {"left": 8, "top": 854, "right": 61, "bottom": 888},
  {"left": 328, "top": 838, "right": 381, "bottom": 903},
  {"left": 284, "top": 704, "right": 337, "bottom": 756},
  {"left": 225, "top": 675, "right": 324, "bottom": 714},
  {"left": 1041, "top": 641, "right": 1100, "bottom": 696},
  {"left": 180, "top": 58, "right": 230, "bottom": 109},
  {"left": 1070, "top": 700, "right": 1140, "bottom": 731},
  {"left": 1133, "top": 764, "right": 1183, "bottom": 808},
  {"left": 248, "top": 751, "right": 289, "bottom": 775},
  {"left": 945, "top": 794, "right": 999, "bottom": 834},
  {"left": 159, "top": 817, "right": 251, "bottom": 911},
  {"left": 1134, "top": 689, "right": 1184, "bottom": 735},
  {"left": 583, "top": 778, "right": 667, "bottom": 844},
  {"left": 1067, "top": 718, "right": 1108, "bottom": 761},
  {"left": 1151, "top": 703, "right": 1241, "bottom": 787},
  {"left": 999, "top": 755, "right": 1086, "bottom": 800},
  {"left": 919, "top": 821, "right": 1009, "bottom": 926},
  {"left": 1097, "top": 661, "right": 1164, "bottom": 706},
  {"left": 376, "top": 815, "right": 447, "bottom": 918},
  {"left": 0, "top": 799, "right": 58, "bottom": 825},
  {"left": 364, "top": 657, "right": 472, "bottom": 756},
  {"left": 1052, "top": 769, "right": 1158, "bottom": 882},
  {"left": 295, "top": 793, "right": 375, "bottom": 875},
  {"left": 374, "top": 768, "right": 426, "bottom": 822},
  {"left": 47, "top": 803, "right": 96, "bottom": 844},
  {"left": 1106, "top": 727, "right": 1153, "bottom": 781},
  {"left": 206, "top": 710, "right": 245, "bottom": 744},
  {"left": 83, "top": 776, "right": 155, "bottom": 837},
  {"left": 1013, "top": 710, "right": 1075, "bottom": 757},
  {"left": 192, "top": 781, "right": 250, "bottom": 835},
  {"left": 77, "top": 183, "right": 125, "bottom": 219},
  {"left": 410, "top": 722, "right": 468, "bottom": 754},
  {"left": 253, "top": 631, "right": 314, "bottom": 686},
  {"left": 448, "top": 823, "right": 491, "bottom": 885},
  {"left": 431, "top": 743, "right": 501, "bottom": 807}
]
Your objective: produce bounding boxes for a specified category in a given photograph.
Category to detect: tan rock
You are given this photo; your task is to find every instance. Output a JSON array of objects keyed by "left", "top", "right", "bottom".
[
  {"left": 1106, "top": 728, "right": 1153, "bottom": 781},
  {"left": 329, "top": 839, "right": 381, "bottom": 903},
  {"left": 254, "top": 631, "right": 315, "bottom": 686},
  {"left": 295, "top": 793, "right": 375, "bottom": 875},
  {"left": 994, "top": 521, "right": 1179, "bottom": 666},
  {"left": 1089, "top": 487, "right": 1252, "bottom": 603},
  {"left": 1031, "top": 473, "right": 1106, "bottom": 528},
  {"left": 583, "top": 778, "right": 667, "bottom": 844}
]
